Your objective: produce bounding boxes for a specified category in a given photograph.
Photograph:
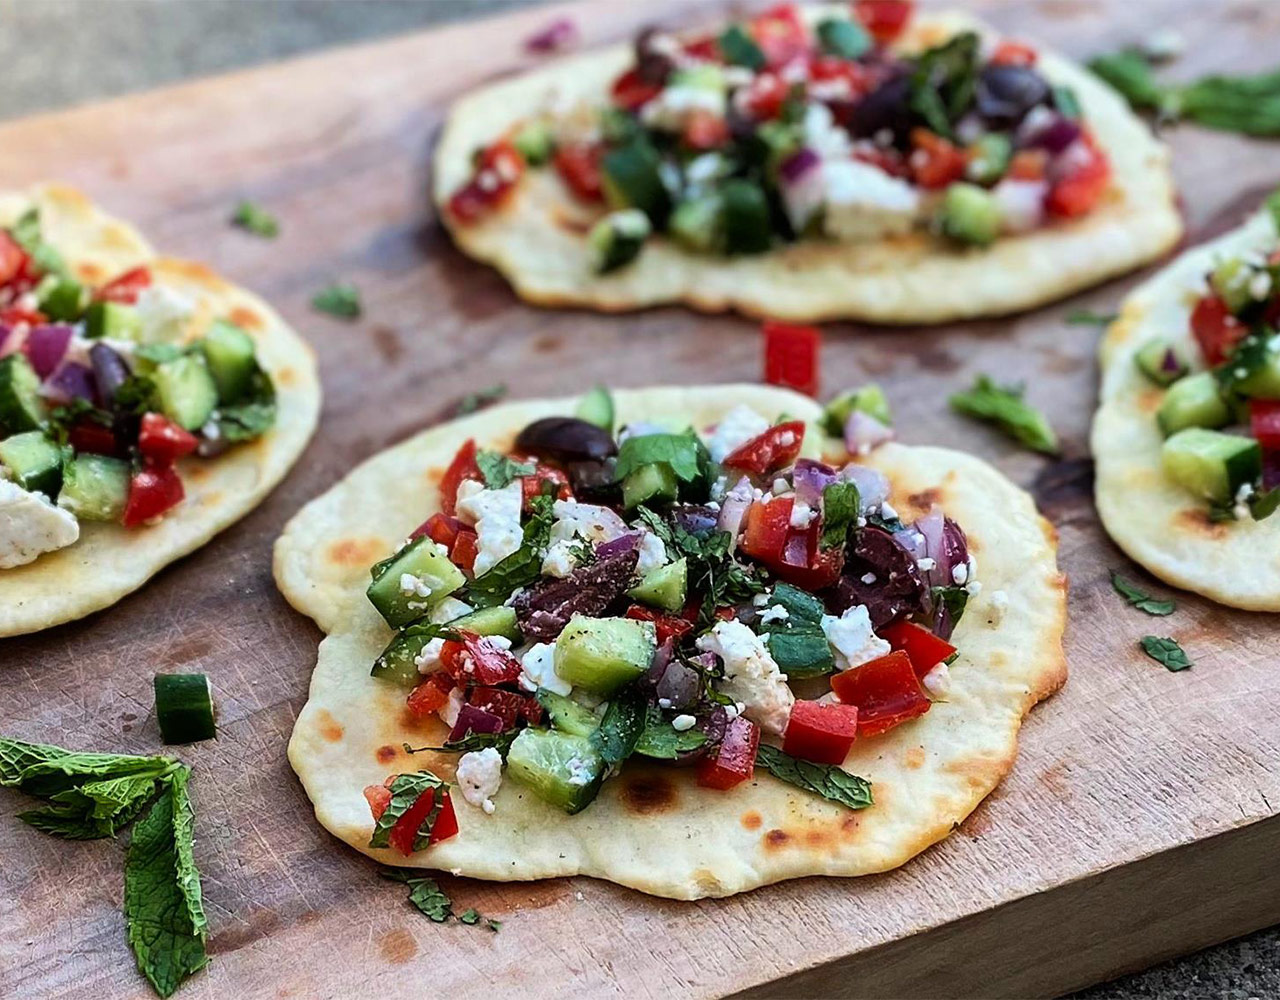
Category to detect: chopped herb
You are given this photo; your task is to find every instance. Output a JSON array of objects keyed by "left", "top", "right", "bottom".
[
  {"left": 1251, "top": 486, "right": 1280, "bottom": 522},
  {"left": 908, "top": 31, "right": 981, "bottom": 140},
  {"left": 819, "top": 481, "right": 859, "bottom": 550},
  {"left": 1064, "top": 308, "right": 1118, "bottom": 326},
  {"left": 1111, "top": 572, "right": 1176, "bottom": 616},
  {"left": 311, "top": 282, "right": 362, "bottom": 319},
  {"left": 614, "top": 431, "right": 707, "bottom": 484},
  {"left": 382, "top": 869, "right": 500, "bottom": 930},
  {"left": 589, "top": 692, "right": 646, "bottom": 770},
  {"left": 949, "top": 375, "right": 1059, "bottom": 455},
  {"left": 637, "top": 508, "right": 764, "bottom": 626},
  {"left": 229, "top": 200, "right": 279, "bottom": 238},
  {"left": 112, "top": 374, "right": 160, "bottom": 418},
  {"left": 931, "top": 585, "right": 970, "bottom": 630},
  {"left": 416, "top": 729, "right": 519, "bottom": 758},
  {"left": 1140, "top": 635, "right": 1192, "bottom": 671},
  {"left": 476, "top": 450, "right": 536, "bottom": 490},
  {"left": 368, "top": 772, "right": 446, "bottom": 852},
  {"left": 633, "top": 709, "right": 708, "bottom": 759},
  {"left": 755, "top": 744, "right": 874, "bottom": 810},
  {"left": 456, "top": 383, "right": 508, "bottom": 416}
]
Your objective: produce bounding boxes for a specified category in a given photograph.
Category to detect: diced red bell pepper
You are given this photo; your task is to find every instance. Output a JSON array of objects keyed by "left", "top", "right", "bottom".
[
  {"left": 0, "top": 305, "right": 46, "bottom": 329},
  {"left": 67, "top": 421, "right": 118, "bottom": 457},
  {"left": 854, "top": 0, "right": 914, "bottom": 44},
  {"left": 1250, "top": 399, "right": 1280, "bottom": 451},
  {"left": 682, "top": 110, "right": 731, "bottom": 151},
  {"left": 783, "top": 699, "right": 860, "bottom": 765},
  {"left": 1190, "top": 295, "right": 1247, "bottom": 366},
  {"left": 683, "top": 34, "right": 721, "bottom": 62},
  {"left": 741, "top": 496, "right": 793, "bottom": 559},
  {"left": 1007, "top": 149, "right": 1048, "bottom": 181},
  {"left": 696, "top": 715, "right": 761, "bottom": 790},
  {"left": 95, "top": 266, "right": 152, "bottom": 305},
  {"left": 611, "top": 68, "right": 663, "bottom": 112},
  {"left": 989, "top": 40, "right": 1037, "bottom": 67},
  {"left": 363, "top": 783, "right": 393, "bottom": 820},
  {"left": 741, "top": 73, "right": 789, "bottom": 120},
  {"left": 122, "top": 465, "right": 186, "bottom": 527},
  {"left": 0, "top": 231, "right": 28, "bottom": 287},
  {"left": 762, "top": 321, "right": 821, "bottom": 398},
  {"left": 388, "top": 785, "right": 459, "bottom": 856},
  {"left": 440, "top": 630, "right": 523, "bottom": 686},
  {"left": 626, "top": 604, "right": 695, "bottom": 644},
  {"left": 516, "top": 457, "right": 572, "bottom": 510},
  {"left": 447, "top": 141, "right": 525, "bottom": 224},
  {"left": 439, "top": 438, "right": 480, "bottom": 516},
  {"left": 739, "top": 496, "right": 844, "bottom": 590},
  {"left": 750, "top": 4, "right": 808, "bottom": 68},
  {"left": 413, "top": 511, "right": 463, "bottom": 546},
  {"left": 723, "top": 420, "right": 807, "bottom": 477},
  {"left": 880, "top": 620, "right": 956, "bottom": 677},
  {"left": 830, "top": 651, "right": 930, "bottom": 737},
  {"left": 909, "top": 128, "right": 969, "bottom": 190},
  {"left": 553, "top": 144, "right": 604, "bottom": 202},
  {"left": 1045, "top": 134, "right": 1111, "bottom": 219},
  {"left": 137, "top": 412, "right": 199, "bottom": 466},
  {"left": 451, "top": 530, "right": 480, "bottom": 573},
  {"left": 406, "top": 672, "right": 455, "bottom": 718},
  {"left": 468, "top": 686, "right": 543, "bottom": 728}
]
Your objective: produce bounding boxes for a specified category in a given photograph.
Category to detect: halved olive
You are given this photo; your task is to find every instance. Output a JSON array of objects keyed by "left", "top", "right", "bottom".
[{"left": 516, "top": 417, "right": 617, "bottom": 464}]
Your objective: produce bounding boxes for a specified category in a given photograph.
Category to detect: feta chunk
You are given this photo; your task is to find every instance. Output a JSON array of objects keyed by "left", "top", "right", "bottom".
[
  {"left": 696, "top": 621, "right": 794, "bottom": 736},
  {"left": 987, "top": 589, "right": 1009, "bottom": 626},
  {"left": 132, "top": 284, "right": 195, "bottom": 345},
  {"left": 550, "top": 499, "right": 628, "bottom": 545},
  {"left": 519, "top": 642, "right": 572, "bottom": 696},
  {"left": 455, "top": 480, "right": 524, "bottom": 576},
  {"left": 922, "top": 662, "right": 951, "bottom": 699},
  {"left": 414, "top": 637, "right": 447, "bottom": 675},
  {"left": 790, "top": 500, "right": 816, "bottom": 529},
  {"left": 399, "top": 573, "right": 433, "bottom": 598},
  {"left": 541, "top": 538, "right": 579, "bottom": 579},
  {"left": 456, "top": 748, "right": 503, "bottom": 815},
  {"left": 640, "top": 84, "right": 726, "bottom": 131},
  {"left": 671, "top": 714, "right": 697, "bottom": 732},
  {"left": 430, "top": 596, "right": 474, "bottom": 624},
  {"left": 820, "top": 605, "right": 890, "bottom": 670},
  {"left": 1, "top": 481, "right": 80, "bottom": 568},
  {"left": 705, "top": 405, "right": 769, "bottom": 463},
  {"left": 634, "top": 532, "right": 667, "bottom": 576},
  {"left": 821, "top": 160, "right": 921, "bottom": 242},
  {"left": 758, "top": 604, "right": 790, "bottom": 626}
]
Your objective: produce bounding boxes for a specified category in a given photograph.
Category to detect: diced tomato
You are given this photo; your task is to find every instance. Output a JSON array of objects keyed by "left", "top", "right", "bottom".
[
  {"left": 388, "top": 786, "right": 459, "bottom": 856},
  {"left": 517, "top": 459, "right": 572, "bottom": 510},
  {"left": 683, "top": 34, "right": 721, "bottom": 62},
  {"left": 783, "top": 699, "right": 860, "bottom": 764},
  {"left": 723, "top": 420, "right": 807, "bottom": 477},
  {"left": 439, "top": 438, "right": 480, "bottom": 516},
  {"left": 682, "top": 110, "right": 731, "bottom": 151},
  {"left": 451, "top": 529, "right": 480, "bottom": 574},
  {"left": 413, "top": 511, "right": 463, "bottom": 546},
  {"left": 740, "top": 73, "right": 789, "bottom": 120},
  {"left": 909, "top": 129, "right": 969, "bottom": 189},
  {"left": 854, "top": 0, "right": 914, "bottom": 44},
  {"left": 553, "top": 144, "right": 604, "bottom": 202},
  {"left": 440, "top": 630, "right": 523, "bottom": 686},
  {"left": 67, "top": 422, "right": 118, "bottom": 456},
  {"left": 880, "top": 620, "right": 956, "bottom": 677},
  {"left": 406, "top": 673, "right": 454, "bottom": 718},
  {"left": 1190, "top": 295, "right": 1247, "bottom": 366},
  {"left": 0, "top": 305, "right": 46, "bottom": 329},
  {"left": 122, "top": 465, "right": 186, "bottom": 527},
  {"left": 739, "top": 496, "right": 845, "bottom": 591},
  {"left": 0, "top": 231, "right": 28, "bottom": 287},
  {"left": 137, "top": 412, "right": 199, "bottom": 466},
  {"left": 468, "top": 686, "right": 543, "bottom": 728},
  {"left": 830, "top": 650, "right": 930, "bottom": 737},
  {"left": 1045, "top": 135, "right": 1111, "bottom": 219},
  {"left": 447, "top": 141, "right": 525, "bottom": 224},
  {"left": 762, "top": 321, "right": 821, "bottom": 398},
  {"left": 741, "top": 497, "right": 794, "bottom": 560},
  {"left": 1250, "top": 400, "right": 1280, "bottom": 451},
  {"left": 363, "top": 783, "right": 393, "bottom": 820},
  {"left": 626, "top": 604, "right": 695, "bottom": 644},
  {"left": 696, "top": 715, "right": 761, "bottom": 790},
  {"left": 611, "top": 67, "right": 664, "bottom": 112},
  {"left": 776, "top": 545, "right": 844, "bottom": 591},
  {"left": 95, "top": 266, "right": 152, "bottom": 305},
  {"left": 750, "top": 4, "right": 809, "bottom": 68},
  {"left": 1007, "top": 149, "right": 1048, "bottom": 181},
  {"left": 990, "top": 40, "right": 1037, "bottom": 67},
  {"left": 807, "top": 56, "right": 876, "bottom": 99}
]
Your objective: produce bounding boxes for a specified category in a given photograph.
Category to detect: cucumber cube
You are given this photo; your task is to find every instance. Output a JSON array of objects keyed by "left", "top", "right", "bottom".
[
  {"left": 821, "top": 383, "right": 891, "bottom": 436},
  {"left": 627, "top": 557, "right": 687, "bottom": 612},
  {"left": 553, "top": 615, "right": 656, "bottom": 695},
  {"left": 38, "top": 278, "right": 86, "bottom": 322},
  {"left": 939, "top": 183, "right": 1001, "bottom": 247},
  {"left": 574, "top": 385, "right": 615, "bottom": 432},
  {"left": 506, "top": 728, "right": 605, "bottom": 814},
  {"left": 1134, "top": 339, "right": 1190, "bottom": 387},
  {"left": 449, "top": 605, "right": 521, "bottom": 643},
  {"left": 536, "top": 690, "right": 601, "bottom": 738},
  {"left": 83, "top": 301, "right": 143, "bottom": 341},
  {"left": 200, "top": 321, "right": 259, "bottom": 403},
  {"left": 153, "top": 354, "right": 219, "bottom": 431},
  {"left": 0, "top": 431, "right": 63, "bottom": 497},
  {"left": 622, "top": 462, "right": 678, "bottom": 509},
  {"left": 59, "top": 453, "right": 130, "bottom": 522},
  {"left": 0, "top": 354, "right": 48, "bottom": 435},
  {"left": 1156, "top": 371, "right": 1230, "bottom": 437},
  {"left": 366, "top": 536, "right": 466, "bottom": 628},
  {"left": 1162, "top": 428, "right": 1260, "bottom": 504}
]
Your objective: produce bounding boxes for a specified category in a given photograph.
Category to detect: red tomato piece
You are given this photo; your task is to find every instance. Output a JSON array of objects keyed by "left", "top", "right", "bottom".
[
  {"left": 1190, "top": 295, "right": 1247, "bottom": 366},
  {"left": 783, "top": 699, "right": 860, "bottom": 765},
  {"left": 1046, "top": 135, "right": 1111, "bottom": 218},
  {"left": 439, "top": 438, "right": 480, "bottom": 516},
  {"left": 739, "top": 497, "right": 844, "bottom": 590},
  {"left": 854, "top": 0, "right": 914, "bottom": 44},
  {"left": 1250, "top": 400, "right": 1280, "bottom": 452},
  {"left": 830, "top": 651, "right": 930, "bottom": 737},
  {"left": 683, "top": 35, "right": 721, "bottom": 62},
  {"left": 95, "top": 266, "right": 153, "bottom": 305},
  {"left": 413, "top": 511, "right": 463, "bottom": 547},
  {"left": 990, "top": 40, "right": 1037, "bottom": 67},
  {"left": 741, "top": 73, "right": 789, "bottom": 120},
  {"left": 808, "top": 56, "right": 876, "bottom": 99},
  {"left": 67, "top": 422, "right": 118, "bottom": 457},
  {"left": 1007, "top": 149, "right": 1048, "bottom": 181},
  {"left": 774, "top": 545, "right": 844, "bottom": 591},
  {"left": 469, "top": 686, "right": 543, "bottom": 728},
  {"left": 740, "top": 497, "right": 794, "bottom": 561},
  {"left": 447, "top": 141, "right": 525, "bottom": 223},
  {"left": 137, "top": 412, "right": 199, "bottom": 466},
  {"left": 682, "top": 110, "right": 731, "bottom": 151},
  {"left": 626, "top": 604, "right": 695, "bottom": 644},
  {"left": 451, "top": 529, "right": 480, "bottom": 573},
  {"left": 880, "top": 620, "right": 956, "bottom": 677},
  {"left": 696, "top": 715, "right": 761, "bottom": 790},
  {"left": 363, "top": 783, "right": 392, "bottom": 820},
  {"left": 909, "top": 129, "right": 969, "bottom": 190},
  {"left": 0, "top": 231, "right": 28, "bottom": 287},
  {"left": 611, "top": 67, "right": 663, "bottom": 111},
  {"left": 762, "top": 321, "right": 821, "bottom": 398},
  {"left": 122, "top": 465, "right": 186, "bottom": 527},
  {"left": 553, "top": 144, "right": 604, "bottom": 202},
  {"left": 440, "top": 630, "right": 522, "bottom": 686},
  {"left": 406, "top": 673, "right": 454, "bottom": 718},
  {"left": 518, "top": 459, "right": 572, "bottom": 510},
  {"left": 852, "top": 146, "right": 909, "bottom": 178},
  {"left": 0, "top": 305, "right": 46, "bottom": 328},
  {"left": 750, "top": 4, "right": 808, "bottom": 68},
  {"left": 388, "top": 786, "right": 459, "bottom": 856},
  {"left": 723, "top": 420, "right": 807, "bottom": 477}
]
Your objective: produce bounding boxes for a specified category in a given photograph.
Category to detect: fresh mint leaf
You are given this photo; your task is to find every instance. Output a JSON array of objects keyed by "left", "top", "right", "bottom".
[
  {"left": 458, "top": 908, "right": 482, "bottom": 925},
  {"left": 112, "top": 374, "right": 160, "bottom": 417},
  {"left": 589, "top": 692, "right": 646, "bottom": 769},
  {"left": 466, "top": 492, "right": 556, "bottom": 608},
  {"left": 0, "top": 738, "right": 177, "bottom": 799},
  {"left": 230, "top": 200, "right": 279, "bottom": 238},
  {"left": 476, "top": 450, "right": 536, "bottom": 490},
  {"left": 819, "top": 481, "right": 859, "bottom": 549},
  {"left": 614, "top": 431, "right": 705, "bottom": 483},
  {"left": 456, "top": 383, "right": 507, "bottom": 416},
  {"left": 1140, "top": 635, "right": 1193, "bottom": 672},
  {"left": 214, "top": 368, "right": 276, "bottom": 443},
  {"left": 949, "top": 375, "right": 1059, "bottom": 455},
  {"left": 634, "top": 708, "right": 708, "bottom": 760},
  {"left": 767, "top": 582, "right": 827, "bottom": 624},
  {"left": 755, "top": 744, "right": 874, "bottom": 810},
  {"left": 369, "top": 772, "right": 446, "bottom": 851},
  {"left": 1251, "top": 485, "right": 1280, "bottom": 522},
  {"left": 1111, "top": 572, "right": 1176, "bottom": 616},
  {"left": 1064, "top": 308, "right": 1118, "bottom": 327},
  {"left": 311, "top": 281, "right": 361, "bottom": 319},
  {"left": 383, "top": 869, "right": 453, "bottom": 922},
  {"left": 931, "top": 585, "right": 970, "bottom": 632},
  {"left": 123, "top": 767, "right": 208, "bottom": 999},
  {"left": 417, "top": 729, "right": 518, "bottom": 758},
  {"left": 908, "top": 31, "right": 980, "bottom": 140}
]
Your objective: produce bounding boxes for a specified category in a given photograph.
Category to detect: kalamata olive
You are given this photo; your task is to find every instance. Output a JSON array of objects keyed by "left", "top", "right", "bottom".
[
  {"left": 568, "top": 457, "right": 622, "bottom": 503},
  {"left": 825, "top": 525, "right": 927, "bottom": 628},
  {"left": 634, "top": 26, "right": 676, "bottom": 85},
  {"left": 89, "top": 342, "right": 132, "bottom": 405},
  {"left": 513, "top": 548, "right": 639, "bottom": 642},
  {"left": 841, "top": 73, "right": 913, "bottom": 143},
  {"left": 516, "top": 417, "right": 617, "bottom": 464},
  {"left": 671, "top": 503, "right": 719, "bottom": 538},
  {"left": 975, "top": 64, "right": 1051, "bottom": 128}
]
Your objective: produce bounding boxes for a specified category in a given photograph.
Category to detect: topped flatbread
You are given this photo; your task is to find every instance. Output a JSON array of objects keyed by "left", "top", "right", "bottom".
[{"left": 434, "top": 2, "right": 1180, "bottom": 324}]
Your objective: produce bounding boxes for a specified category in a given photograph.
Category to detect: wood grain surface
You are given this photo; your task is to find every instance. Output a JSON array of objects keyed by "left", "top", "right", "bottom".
[{"left": 2, "top": 2, "right": 1279, "bottom": 998}]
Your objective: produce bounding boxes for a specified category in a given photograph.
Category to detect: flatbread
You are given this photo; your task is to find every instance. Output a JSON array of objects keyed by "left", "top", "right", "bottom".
[
  {"left": 433, "top": 11, "right": 1181, "bottom": 325},
  {"left": 0, "top": 184, "right": 321, "bottom": 636},
  {"left": 278, "top": 385, "right": 1066, "bottom": 900},
  {"left": 1093, "top": 208, "right": 1280, "bottom": 611}
]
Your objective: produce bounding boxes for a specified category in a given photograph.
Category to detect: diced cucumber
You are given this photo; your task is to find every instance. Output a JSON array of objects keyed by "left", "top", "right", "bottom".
[
  {"left": 588, "top": 209, "right": 651, "bottom": 274},
  {"left": 717, "top": 24, "right": 765, "bottom": 70},
  {"left": 536, "top": 690, "right": 600, "bottom": 738},
  {"left": 0, "top": 354, "right": 47, "bottom": 435},
  {"left": 1161, "top": 428, "right": 1260, "bottom": 504},
  {"left": 767, "top": 623, "right": 835, "bottom": 679},
  {"left": 767, "top": 581, "right": 827, "bottom": 624},
  {"left": 37, "top": 277, "right": 86, "bottom": 321},
  {"left": 1234, "top": 345, "right": 1280, "bottom": 400},
  {"left": 449, "top": 605, "right": 521, "bottom": 643},
  {"left": 154, "top": 673, "right": 217, "bottom": 744},
  {"left": 371, "top": 628, "right": 439, "bottom": 686},
  {"left": 366, "top": 536, "right": 467, "bottom": 628},
  {"left": 554, "top": 615, "right": 656, "bottom": 695},
  {"left": 506, "top": 727, "right": 605, "bottom": 814},
  {"left": 965, "top": 134, "right": 1012, "bottom": 186},
  {"left": 1156, "top": 371, "right": 1230, "bottom": 436},
  {"left": 1209, "top": 256, "right": 1254, "bottom": 315},
  {"left": 0, "top": 431, "right": 63, "bottom": 497},
  {"left": 721, "top": 179, "right": 772, "bottom": 255},
  {"left": 575, "top": 385, "right": 614, "bottom": 432},
  {"left": 59, "top": 453, "right": 129, "bottom": 522},
  {"left": 1134, "top": 339, "right": 1191, "bottom": 387},
  {"left": 601, "top": 141, "right": 670, "bottom": 224},
  {"left": 512, "top": 120, "right": 555, "bottom": 166},
  {"left": 939, "top": 183, "right": 1001, "bottom": 246},
  {"left": 669, "top": 195, "right": 724, "bottom": 254},
  {"left": 83, "top": 301, "right": 142, "bottom": 341},
  {"left": 621, "top": 461, "right": 678, "bottom": 509},
  {"left": 200, "top": 321, "right": 258, "bottom": 403},
  {"left": 817, "top": 18, "right": 871, "bottom": 60},
  {"left": 820, "top": 383, "right": 891, "bottom": 436},
  {"left": 627, "top": 557, "right": 687, "bottom": 612},
  {"left": 153, "top": 354, "right": 219, "bottom": 431}
]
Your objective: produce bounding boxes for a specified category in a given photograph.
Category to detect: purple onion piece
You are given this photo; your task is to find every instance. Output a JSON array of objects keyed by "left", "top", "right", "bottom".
[
  {"left": 525, "top": 16, "right": 578, "bottom": 52},
  {"left": 89, "top": 342, "right": 131, "bottom": 405},
  {"left": 782, "top": 531, "right": 810, "bottom": 568},
  {"left": 844, "top": 410, "right": 894, "bottom": 455},
  {"left": 793, "top": 458, "right": 838, "bottom": 508},
  {"left": 23, "top": 324, "right": 73, "bottom": 379},
  {"left": 1024, "top": 113, "right": 1081, "bottom": 154},
  {"left": 448, "top": 704, "right": 505, "bottom": 742},
  {"left": 40, "top": 361, "right": 98, "bottom": 405},
  {"left": 780, "top": 148, "right": 821, "bottom": 186},
  {"left": 596, "top": 532, "right": 641, "bottom": 558},
  {"left": 1161, "top": 349, "right": 1184, "bottom": 375},
  {"left": 840, "top": 463, "right": 890, "bottom": 511},
  {"left": 717, "top": 476, "right": 754, "bottom": 541}
]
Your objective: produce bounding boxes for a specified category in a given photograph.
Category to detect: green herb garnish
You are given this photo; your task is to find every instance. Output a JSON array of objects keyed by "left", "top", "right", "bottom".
[
  {"left": 589, "top": 692, "right": 646, "bottom": 769},
  {"left": 819, "top": 481, "right": 859, "bottom": 550},
  {"left": 755, "top": 745, "right": 874, "bottom": 810},
  {"left": 311, "top": 281, "right": 362, "bottom": 319},
  {"left": 456, "top": 383, "right": 508, "bottom": 416},
  {"left": 416, "top": 730, "right": 519, "bottom": 758},
  {"left": 949, "top": 375, "right": 1059, "bottom": 455},
  {"left": 1140, "top": 635, "right": 1193, "bottom": 671},
  {"left": 908, "top": 31, "right": 981, "bottom": 140},
  {"left": 382, "top": 869, "right": 501, "bottom": 930},
  {"left": 1111, "top": 572, "right": 1176, "bottom": 616},
  {"left": 633, "top": 709, "right": 709, "bottom": 760},
  {"left": 614, "top": 431, "right": 707, "bottom": 484},
  {"left": 476, "top": 450, "right": 536, "bottom": 490},
  {"left": 369, "top": 772, "right": 446, "bottom": 852},
  {"left": 1064, "top": 308, "right": 1118, "bottom": 326},
  {"left": 229, "top": 200, "right": 279, "bottom": 238}
]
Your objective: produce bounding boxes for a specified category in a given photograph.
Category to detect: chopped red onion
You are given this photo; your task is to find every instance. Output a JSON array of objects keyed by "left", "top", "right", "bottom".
[
  {"left": 779, "top": 148, "right": 826, "bottom": 232},
  {"left": 717, "top": 476, "right": 754, "bottom": 542},
  {"left": 597, "top": 532, "right": 641, "bottom": 557},
  {"left": 40, "top": 361, "right": 97, "bottom": 405},
  {"left": 23, "top": 324, "right": 73, "bottom": 379},
  {"left": 1022, "top": 112, "right": 1081, "bottom": 155},
  {"left": 992, "top": 178, "right": 1047, "bottom": 234},
  {"left": 780, "top": 148, "right": 821, "bottom": 184},
  {"left": 782, "top": 531, "right": 810, "bottom": 568},
  {"left": 525, "top": 17, "right": 578, "bottom": 53},
  {"left": 88, "top": 342, "right": 131, "bottom": 405},
  {"left": 844, "top": 409, "right": 894, "bottom": 455},
  {"left": 840, "top": 463, "right": 890, "bottom": 511},
  {"left": 448, "top": 704, "right": 505, "bottom": 742},
  {"left": 793, "top": 459, "right": 837, "bottom": 508}
]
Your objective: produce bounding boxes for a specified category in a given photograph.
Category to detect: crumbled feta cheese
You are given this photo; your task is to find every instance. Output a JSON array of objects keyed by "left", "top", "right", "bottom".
[
  {"left": 922, "top": 662, "right": 951, "bottom": 699},
  {"left": 519, "top": 642, "right": 571, "bottom": 696},
  {"left": 635, "top": 532, "right": 668, "bottom": 576},
  {"left": 658, "top": 697, "right": 672, "bottom": 709},
  {"left": 567, "top": 755, "right": 596, "bottom": 786},
  {"left": 1233, "top": 481, "right": 1255, "bottom": 521},
  {"left": 2, "top": 481, "right": 79, "bottom": 568},
  {"left": 696, "top": 621, "right": 794, "bottom": 735},
  {"left": 803, "top": 102, "right": 851, "bottom": 159},
  {"left": 430, "top": 597, "right": 474, "bottom": 624},
  {"left": 917, "top": 557, "right": 936, "bottom": 572},
  {"left": 640, "top": 84, "right": 726, "bottom": 131},
  {"left": 951, "top": 562, "right": 969, "bottom": 586},
  {"left": 821, "top": 160, "right": 921, "bottom": 242},
  {"left": 752, "top": 592, "right": 771, "bottom": 607},
  {"left": 758, "top": 604, "right": 790, "bottom": 626},
  {"left": 133, "top": 284, "right": 196, "bottom": 344},
  {"left": 789, "top": 500, "right": 815, "bottom": 529},
  {"left": 965, "top": 579, "right": 983, "bottom": 597},
  {"left": 399, "top": 573, "right": 433, "bottom": 598},
  {"left": 860, "top": 572, "right": 877, "bottom": 585},
  {"left": 710, "top": 475, "right": 730, "bottom": 501},
  {"left": 541, "top": 538, "right": 579, "bottom": 579},
  {"left": 705, "top": 405, "right": 770, "bottom": 463},
  {"left": 671, "top": 714, "right": 697, "bottom": 732},
  {"left": 772, "top": 478, "right": 791, "bottom": 496},
  {"left": 820, "top": 605, "right": 891, "bottom": 670},
  {"left": 987, "top": 589, "right": 1009, "bottom": 626},
  {"left": 455, "top": 480, "right": 524, "bottom": 576},
  {"left": 414, "top": 637, "right": 447, "bottom": 674},
  {"left": 456, "top": 748, "right": 503, "bottom": 815},
  {"left": 550, "top": 499, "right": 628, "bottom": 545},
  {"left": 440, "top": 687, "right": 464, "bottom": 727},
  {"left": 879, "top": 500, "right": 899, "bottom": 520}
]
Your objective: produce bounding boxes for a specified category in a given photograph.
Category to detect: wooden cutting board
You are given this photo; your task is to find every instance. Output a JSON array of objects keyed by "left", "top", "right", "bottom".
[{"left": 2, "top": 1, "right": 1279, "bottom": 997}]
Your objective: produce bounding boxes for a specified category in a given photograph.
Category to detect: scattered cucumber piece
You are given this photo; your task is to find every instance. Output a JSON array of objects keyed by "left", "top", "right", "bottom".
[
  {"left": 512, "top": 120, "right": 555, "bottom": 166},
  {"left": 1234, "top": 344, "right": 1280, "bottom": 400},
  {"left": 965, "top": 134, "right": 1012, "bottom": 186},
  {"left": 817, "top": 18, "right": 871, "bottom": 60},
  {"left": 575, "top": 386, "right": 615, "bottom": 432},
  {"left": 535, "top": 690, "right": 600, "bottom": 738},
  {"left": 0, "top": 354, "right": 48, "bottom": 435},
  {"left": 83, "top": 301, "right": 142, "bottom": 341},
  {"left": 721, "top": 179, "right": 772, "bottom": 255},
  {"left": 820, "top": 383, "right": 891, "bottom": 437},
  {"left": 449, "top": 605, "right": 521, "bottom": 643},
  {"left": 717, "top": 25, "right": 765, "bottom": 70},
  {"left": 939, "top": 183, "right": 1001, "bottom": 246},
  {"left": 1134, "top": 339, "right": 1191, "bottom": 387},
  {"left": 621, "top": 461, "right": 678, "bottom": 509},
  {"left": 1161, "top": 428, "right": 1260, "bottom": 504},
  {"left": 506, "top": 727, "right": 605, "bottom": 814},
  {"left": 553, "top": 615, "right": 656, "bottom": 695},
  {"left": 588, "top": 209, "right": 651, "bottom": 274},
  {"left": 59, "top": 453, "right": 130, "bottom": 522},
  {"left": 153, "top": 355, "right": 219, "bottom": 431},
  {"left": 0, "top": 431, "right": 63, "bottom": 497},
  {"left": 1156, "top": 371, "right": 1230, "bottom": 436},
  {"left": 200, "top": 320, "right": 258, "bottom": 403},
  {"left": 366, "top": 536, "right": 467, "bottom": 628},
  {"left": 154, "top": 674, "right": 216, "bottom": 744},
  {"left": 371, "top": 629, "right": 439, "bottom": 686},
  {"left": 627, "top": 557, "right": 687, "bottom": 612},
  {"left": 37, "top": 277, "right": 86, "bottom": 322},
  {"left": 767, "top": 581, "right": 827, "bottom": 623}
]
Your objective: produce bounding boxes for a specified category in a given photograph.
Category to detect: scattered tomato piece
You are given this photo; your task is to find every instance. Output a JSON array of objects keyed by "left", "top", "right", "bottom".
[
  {"left": 1250, "top": 400, "right": 1280, "bottom": 452},
  {"left": 388, "top": 786, "right": 459, "bottom": 856},
  {"left": 553, "top": 144, "right": 604, "bottom": 202},
  {"left": 447, "top": 141, "right": 525, "bottom": 223},
  {"left": 451, "top": 529, "right": 480, "bottom": 574},
  {"left": 763, "top": 321, "right": 821, "bottom": 398},
  {"left": 909, "top": 129, "right": 969, "bottom": 189},
  {"left": 611, "top": 67, "right": 663, "bottom": 112},
  {"left": 783, "top": 699, "right": 860, "bottom": 764},
  {"left": 1045, "top": 134, "right": 1111, "bottom": 218},
  {"left": 1007, "top": 149, "right": 1048, "bottom": 181},
  {"left": 830, "top": 651, "right": 930, "bottom": 737},
  {"left": 626, "top": 604, "right": 695, "bottom": 644},
  {"left": 723, "top": 420, "right": 806, "bottom": 477},
  {"left": 67, "top": 422, "right": 117, "bottom": 457},
  {"left": 440, "top": 630, "right": 523, "bottom": 686},
  {"left": 990, "top": 40, "right": 1037, "bottom": 66},
  {"left": 439, "top": 438, "right": 480, "bottom": 516},
  {"left": 0, "top": 231, "right": 28, "bottom": 286},
  {"left": 406, "top": 673, "right": 454, "bottom": 718},
  {"left": 750, "top": 3, "right": 808, "bottom": 68},
  {"left": 1190, "top": 295, "right": 1247, "bottom": 366},
  {"left": 95, "top": 266, "right": 153, "bottom": 305},
  {"left": 363, "top": 783, "right": 392, "bottom": 820},
  {"left": 854, "top": 0, "right": 914, "bottom": 44}
]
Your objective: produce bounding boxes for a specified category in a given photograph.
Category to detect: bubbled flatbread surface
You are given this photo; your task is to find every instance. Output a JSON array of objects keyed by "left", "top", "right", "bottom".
[
  {"left": 0, "top": 184, "right": 321, "bottom": 636},
  {"left": 277, "top": 385, "right": 1066, "bottom": 900},
  {"left": 433, "top": 11, "right": 1181, "bottom": 325},
  {"left": 1093, "top": 208, "right": 1280, "bottom": 610}
]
